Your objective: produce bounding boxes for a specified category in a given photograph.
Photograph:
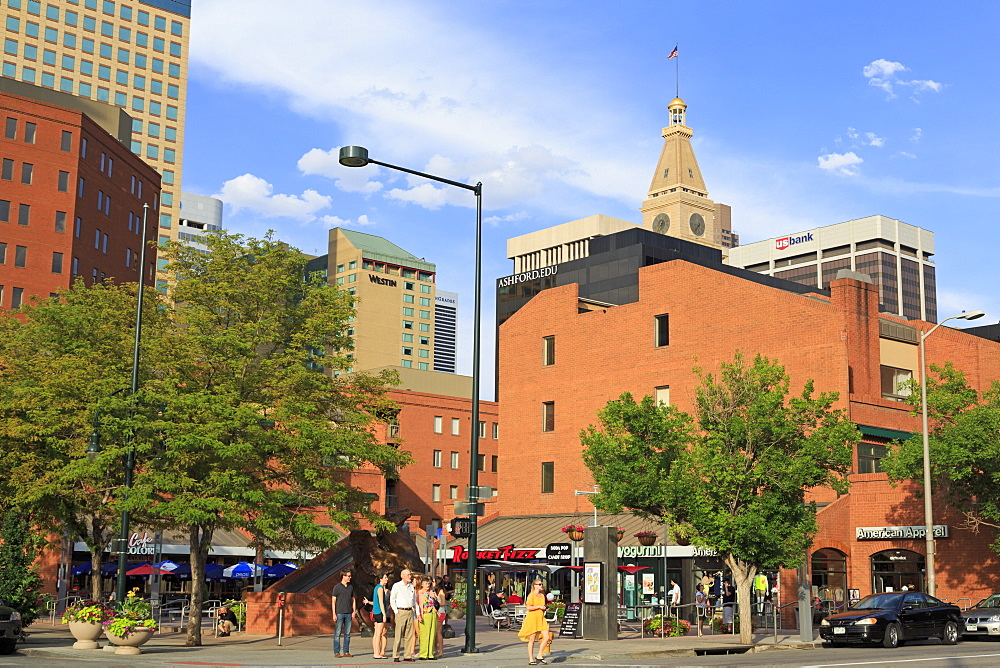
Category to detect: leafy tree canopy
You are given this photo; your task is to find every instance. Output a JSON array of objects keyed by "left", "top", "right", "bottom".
[
  {"left": 582, "top": 352, "right": 858, "bottom": 643},
  {"left": 883, "top": 362, "right": 1000, "bottom": 550}
]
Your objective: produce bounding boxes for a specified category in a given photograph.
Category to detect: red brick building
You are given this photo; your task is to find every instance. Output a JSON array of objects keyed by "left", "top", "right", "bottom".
[
  {"left": 1, "top": 79, "right": 159, "bottom": 308},
  {"left": 497, "top": 257, "right": 1000, "bottom": 610}
]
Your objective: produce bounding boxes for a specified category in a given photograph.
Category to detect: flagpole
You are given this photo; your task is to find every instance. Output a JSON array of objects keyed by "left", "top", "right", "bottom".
[{"left": 675, "top": 43, "right": 679, "bottom": 97}]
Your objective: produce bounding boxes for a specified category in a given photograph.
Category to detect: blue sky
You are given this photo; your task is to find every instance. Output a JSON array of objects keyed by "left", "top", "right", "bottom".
[{"left": 181, "top": 0, "right": 1000, "bottom": 395}]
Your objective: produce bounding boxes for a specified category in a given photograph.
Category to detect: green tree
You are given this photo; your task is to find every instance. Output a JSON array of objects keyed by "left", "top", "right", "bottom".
[
  {"left": 0, "top": 281, "right": 168, "bottom": 601},
  {"left": 0, "top": 510, "right": 45, "bottom": 625},
  {"left": 122, "top": 231, "right": 408, "bottom": 646},
  {"left": 882, "top": 362, "right": 1000, "bottom": 550},
  {"left": 582, "top": 353, "right": 858, "bottom": 644}
]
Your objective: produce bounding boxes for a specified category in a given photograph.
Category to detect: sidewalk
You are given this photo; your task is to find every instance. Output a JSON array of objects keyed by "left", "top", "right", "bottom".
[{"left": 15, "top": 618, "right": 822, "bottom": 666}]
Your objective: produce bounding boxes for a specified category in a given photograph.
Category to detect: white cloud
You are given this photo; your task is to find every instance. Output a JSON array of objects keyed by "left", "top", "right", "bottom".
[
  {"left": 387, "top": 183, "right": 452, "bottom": 210},
  {"left": 897, "top": 151, "right": 916, "bottom": 159},
  {"left": 910, "top": 128, "right": 923, "bottom": 142},
  {"left": 190, "top": 0, "right": 647, "bottom": 216},
  {"left": 212, "top": 173, "right": 332, "bottom": 221},
  {"left": 297, "top": 148, "right": 384, "bottom": 194},
  {"left": 319, "top": 214, "right": 375, "bottom": 227},
  {"left": 484, "top": 211, "right": 529, "bottom": 226},
  {"left": 864, "top": 132, "right": 885, "bottom": 148},
  {"left": 862, "top": 59, "right": 944, "bottom": 99},
  {"left": 817, "top": 152, "right": 864, "bottom": 176}
]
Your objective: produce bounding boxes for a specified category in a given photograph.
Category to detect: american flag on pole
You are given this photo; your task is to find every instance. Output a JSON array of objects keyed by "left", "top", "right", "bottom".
[{"left": 667, "top": 46, "right": 678, "bottom": 59}]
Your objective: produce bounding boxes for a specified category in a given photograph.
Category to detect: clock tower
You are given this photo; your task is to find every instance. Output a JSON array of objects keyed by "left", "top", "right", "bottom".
[{"left": 640, "top": 97, "right": 721, "bottom": 249}]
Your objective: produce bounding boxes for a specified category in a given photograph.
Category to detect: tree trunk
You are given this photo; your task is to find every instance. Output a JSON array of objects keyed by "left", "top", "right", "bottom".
[
  {"left": 725, "top": 553, "right": 757, "bottom": 646},
  {"left": 85, "top": 515, "right": 110, "bottom": 601},
  {"left": 185, "top": 524, "right": 214, "bottom": 646}
]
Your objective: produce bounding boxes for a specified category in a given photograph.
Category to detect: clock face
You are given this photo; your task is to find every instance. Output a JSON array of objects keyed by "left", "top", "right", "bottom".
[
  {"left": 653, "top": 213, "right": 670, "bottom": 234},
  {"left": 689, "top": 213, "right": 706, "bottom": 237}
]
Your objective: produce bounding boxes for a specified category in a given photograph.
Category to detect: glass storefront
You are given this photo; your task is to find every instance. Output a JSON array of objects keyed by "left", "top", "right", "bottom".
[
  {"left": 812, "top": 548, "right": 848, "bottom": 605},
  {"left": 871, "top": 549, "right": 925, "bottom": 593}
]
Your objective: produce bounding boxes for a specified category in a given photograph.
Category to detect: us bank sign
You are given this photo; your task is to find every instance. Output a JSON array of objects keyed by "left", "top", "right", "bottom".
[{"left": 856, "top": 525, "right": 949, "bottom": 541}]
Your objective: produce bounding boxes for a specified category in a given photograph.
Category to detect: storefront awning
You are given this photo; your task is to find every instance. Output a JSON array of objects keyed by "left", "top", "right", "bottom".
[
  {"left": 857, "top": 424, "right": 914, "bottom": 441},
  {"left": 447, "top": 512, "right": 666, "bottom": 551}
]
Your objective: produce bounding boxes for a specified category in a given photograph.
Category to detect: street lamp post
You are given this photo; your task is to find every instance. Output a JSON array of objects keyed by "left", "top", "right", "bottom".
[
  {"left": 919, "top": 309, "right": 985, "bottom": 596},
  {"left": 338, "top": 146, "right": 484, "bottom": 653}
]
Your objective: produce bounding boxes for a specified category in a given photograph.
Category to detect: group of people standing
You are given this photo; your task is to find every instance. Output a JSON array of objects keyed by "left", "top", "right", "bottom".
[{"left": 331, "top": 568, "right": 452, "bottom": 661}]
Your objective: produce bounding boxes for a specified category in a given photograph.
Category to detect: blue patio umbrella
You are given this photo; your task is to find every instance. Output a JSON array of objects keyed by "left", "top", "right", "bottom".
[
  {"left": 222, "top": 561, "right": 261, "bottom": 578},
  {"left": 264, "top": 562, "right": 297, "bottom": 578},
  {"left": 154, "top": 560, "right": 180, "bottom": 572},
  {"left": 205, "top": 563, "right": 225, "bottom": 580},
  {"left": 71, "top": 563, "right": 92, "bottom": 576}
]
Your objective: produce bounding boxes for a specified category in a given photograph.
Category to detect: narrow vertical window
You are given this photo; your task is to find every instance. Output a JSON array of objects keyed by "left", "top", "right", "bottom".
[
  {"left": 57, "top": 170, "right": 69, "bottom": 191},
  {"left": 541, "top": 462, "right": 554, "bottom": 494},
  {"left": 17, "top": 204, "right": 29, "bottom": 226},
  {"left": 4, "top": 117, "right": 15, "bottom": 140},
  {"left": 492, "top": 422, "right": 499, "bottom": 439},
  {"left": 433, "top": 416, "right": 443, "bottom": 434},
  {"left": 491, "top": 455, "right": 498, "bottom": 472},
  {"left": 478, "top": 421, "right": 486, "bottom": 438},
  {"left": 477, "top": 454, "right": 486, "bottom": 472},
  {"left": 432, "top": 484, "right": 441, "bottom": 502},
  {"left": 450, "top": 452, "right": 459, "bottom": 469},
  {"left": 655, "top": 313, "right": 670, "bottom": 347},
  {"left": 54, "top": 211, "right": 66, "bottom": 232},
  {"left": 11, "top": 287, "right": 23, "bottom": 309},
  {"left": 60, "top": 130, "right": 72, "bottom": 151},
  {"left": 23, "top": 122, "right": 36, "bottom": 143},
  {"left": 451, "top": 417, "right": 460, "bottom": 436},
  {"left": 542, "top": 401, "right": 555, "bottom": 432},
  {"left": 542, "top": 335, "right": 555, "bottom": 366},
  {"left": 432, "top": 450, "right": 442, "bottom": 468},
  {"left": 654, "top": 386, "right": 670, "bottom": 406},
  {"left": 20, "top": 162, "right": 33, "bottom": 184},
  {"left": 14, "top": 245, "right": 27, "bottom": 268},
  {"left": 51, "top": 252, "right": 63, "bottom": 273}
]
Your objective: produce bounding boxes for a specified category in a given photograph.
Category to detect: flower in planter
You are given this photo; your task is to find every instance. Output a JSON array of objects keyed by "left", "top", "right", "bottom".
[
  {"left": 642, "top": 614, "right": 691, "bottom": 636},
  {"left": 634, "top": 531, "right": 658, "bottom": 538},
  {"left": 561, "top": 524, "right": 587, "bottom": 534},
  {"left": 61, "top": 600, "right": 114, "bottom": 625},
  {"left": 105, "top": 588, "right": 158, "bottom": 638}
]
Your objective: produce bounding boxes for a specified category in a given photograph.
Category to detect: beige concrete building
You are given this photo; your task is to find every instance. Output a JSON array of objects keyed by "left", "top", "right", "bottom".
[
  {"left": 2, "top": 0, "right": 191, "bottom": 284},
  {"left": 640, "top": 96, "right": 728, "bottom": 250},
  {"left": 505, "top": 97, "right": 738, "bottom": 272},
  {"left": 308, "top": 228, "right": 440, "bottom": 374}
]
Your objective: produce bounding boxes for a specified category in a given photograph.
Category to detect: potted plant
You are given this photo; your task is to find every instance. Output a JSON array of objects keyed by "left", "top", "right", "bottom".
[
  {"left": 635, "top": 530, "right": 658, "bottom": 546},
  {"left": 545, "top": 601, "right": 567, "bottom": 618},
  {"left": 614, "top": 527, "right": 625, "bottom": 542},
  {"left": 104, "top": 588, "right": 158, "bottom": 655},
  {"left": 447, "top": 596, "right": 465, "bottom": 619},
  {"left": 643, "top": 614, "right": 691, "bottom": 636},
  {"left": 561, "top": 524, "right": 586, "bottom": 541},
  {"left": 62, "top": 600, "right": 114, "bottom": 649}
]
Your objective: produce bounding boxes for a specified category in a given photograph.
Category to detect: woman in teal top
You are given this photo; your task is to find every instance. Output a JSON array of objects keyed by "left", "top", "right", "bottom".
[{"left": 370, "top": 572, "right": 389, "bottom": 659}]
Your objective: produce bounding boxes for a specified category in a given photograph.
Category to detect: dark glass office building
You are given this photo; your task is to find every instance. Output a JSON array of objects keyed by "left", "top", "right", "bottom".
[{"left": 496, "top": 228, "right": 827, "bottom": 327}]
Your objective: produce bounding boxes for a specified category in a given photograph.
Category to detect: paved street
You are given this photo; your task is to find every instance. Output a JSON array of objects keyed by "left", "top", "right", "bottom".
[{"left": 7, "top": 618, "right": 1000, "bottom": 667}]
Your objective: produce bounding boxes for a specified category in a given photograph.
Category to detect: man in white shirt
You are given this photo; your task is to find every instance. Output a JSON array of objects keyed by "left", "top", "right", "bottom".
[
  {"left": 389, "top": 569, "right": 417, "bottom": 662},
  {"left": 669, "top": 579, "right": 682, "bottom": 607}
]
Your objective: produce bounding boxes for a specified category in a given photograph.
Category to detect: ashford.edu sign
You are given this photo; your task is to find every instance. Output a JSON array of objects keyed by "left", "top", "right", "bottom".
[
  {"left": 451, "top": 544, "right": 541, "bottom": 563},
  {"left": 856, "top": 525, "right": 949, "bottom": 541},
  {"left": 496, "top": 266, "right": 558, "bottom": 288}
]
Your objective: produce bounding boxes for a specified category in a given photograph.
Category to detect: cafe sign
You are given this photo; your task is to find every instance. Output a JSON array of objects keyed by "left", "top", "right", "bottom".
[
  {"left": 856, "top": 525, "right": 949, "bottom": 541},
  {"left": 618, "top": 545, "right": 665, "bottom": 558},
  {"left": 450, "top": 544, "right": 541, "bottom": 563}
]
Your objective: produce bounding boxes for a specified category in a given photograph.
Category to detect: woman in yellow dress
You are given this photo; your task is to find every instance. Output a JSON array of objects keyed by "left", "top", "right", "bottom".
[
  {"left": 416, "top": 576, "right": 439, "bottom": 659},
  {"left": 518, "top": 579, "right": 551, "bottom": 664}
]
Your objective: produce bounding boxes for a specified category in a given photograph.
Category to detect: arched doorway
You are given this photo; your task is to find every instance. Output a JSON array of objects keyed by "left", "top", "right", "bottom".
[
  {"left": 871, "top": 549, "right": 925, "bottom": 593},
  {"left": 812, "top": 548, "right": 848, "bottom": 606}
]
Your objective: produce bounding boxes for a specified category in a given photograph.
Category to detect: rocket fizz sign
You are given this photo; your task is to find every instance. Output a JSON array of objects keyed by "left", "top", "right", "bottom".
[{"left": 450, "top": 544, "right": 542, "bottom": 563}]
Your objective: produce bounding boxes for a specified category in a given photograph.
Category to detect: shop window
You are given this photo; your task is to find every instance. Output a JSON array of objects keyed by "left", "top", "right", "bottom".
[
  {"left": 541, "top": 462, "right": 554, "bottom": 493},
  {"left": 871, "top": 549, "right": 925, "bottom": 594},
  {"left": 857, "top": 442, "right": 888, "bottom": 474},
  {"left": 880, "top": 365, "right": 912, "bottom": 401},
  {"left": 812, "top": 548, "right": 848, "bottom": 607},
  {"left": 542, "top": 335, "right": 555, "bottom": 366}
]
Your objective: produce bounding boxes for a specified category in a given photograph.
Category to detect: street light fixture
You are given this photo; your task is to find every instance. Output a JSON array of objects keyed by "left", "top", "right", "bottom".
[
  {"left": 338, "top": 146, "right": 484, "bottom": 654},
  {"left": 919, "top": 309, "right": 985, "bottom": 596}
]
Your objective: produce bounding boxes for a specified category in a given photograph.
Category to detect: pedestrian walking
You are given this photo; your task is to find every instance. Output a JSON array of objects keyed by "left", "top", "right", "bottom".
[
  {"left": 331, "top": 570, "right": 355, "bottom": 658},
  {"left": 694, "top": 583, "right": 706, "bottom": 637},
  {"left": 518, "top": 579, "right": 552, "bottom": 665}
]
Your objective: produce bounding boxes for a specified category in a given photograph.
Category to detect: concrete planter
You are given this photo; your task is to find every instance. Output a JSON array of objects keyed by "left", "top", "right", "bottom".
[
  {"left": 104, "top": 627, "right": 154, "bottom": 655},
  {"left": 68, "top": 620, "right": 104, "bottom": 649},
  {"left": 447, "top": 608, "right": 465, "bottom": 620}
]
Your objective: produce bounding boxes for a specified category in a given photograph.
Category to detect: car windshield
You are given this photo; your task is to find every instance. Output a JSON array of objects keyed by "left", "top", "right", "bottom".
[
  {"left": 853, "top": 594, "right": 901, "bottom": 610},
  {"left": 977, "top": 594, "right": 1000, "bottom": 608}
]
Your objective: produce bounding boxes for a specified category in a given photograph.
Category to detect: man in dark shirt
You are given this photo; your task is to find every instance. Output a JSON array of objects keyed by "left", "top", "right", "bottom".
[
  {"left": 331, "top": 570, "right": 356, "bottom": 658},
  {"left": 488, "top": 591, "right": 506, "bottom": 612},
  {"left": 217, "top": 606, "right": 238, "bottom": 636}
]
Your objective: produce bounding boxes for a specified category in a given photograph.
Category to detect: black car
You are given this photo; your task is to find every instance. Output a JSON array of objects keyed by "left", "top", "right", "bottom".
[
  {"left": 819, "top": 592, "right": 961, "bottom": 648},
  {"left": 0, "top": 598, "right": 22, "bottom": 655}
]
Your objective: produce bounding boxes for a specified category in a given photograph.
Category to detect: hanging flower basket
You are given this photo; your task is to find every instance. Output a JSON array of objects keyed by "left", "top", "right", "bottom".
[
  {"left": 562, "top": 524, "right": 586, "bottom": 541},
  {"left": 635, "top": 531, "right": 658, "bottom": 546},
  {"left": 615, "top": 528, "right": 625, "bottom": 542}
]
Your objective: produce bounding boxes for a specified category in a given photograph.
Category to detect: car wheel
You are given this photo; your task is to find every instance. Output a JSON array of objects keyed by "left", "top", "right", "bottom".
[
  {"left": 883, "top": 622, "right": 901, "bottom": 648},
  {"left": 942, "top": 621, "right": 959, "bottom": 645},
  {"left": 0, "top": 639, "right": 16, "bottom": 655}
]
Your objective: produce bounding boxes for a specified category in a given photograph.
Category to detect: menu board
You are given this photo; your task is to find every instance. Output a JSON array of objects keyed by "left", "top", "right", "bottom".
[{"left": 559, "top": 602, "right": 581, "bottom": 638}]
